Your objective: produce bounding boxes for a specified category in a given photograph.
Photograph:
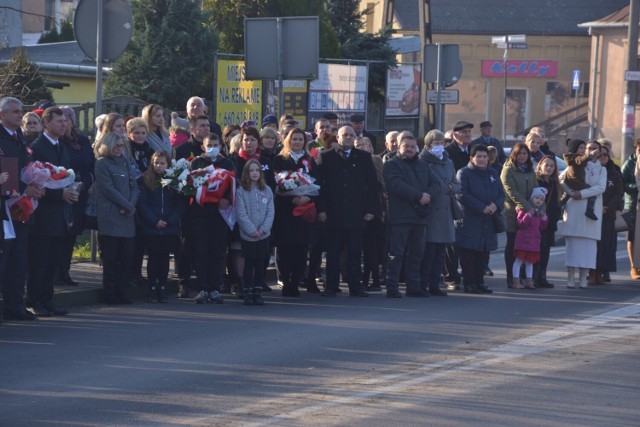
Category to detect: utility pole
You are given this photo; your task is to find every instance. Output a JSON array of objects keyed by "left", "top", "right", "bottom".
[{"left": 623, "top": 0, "right": 640, "bottom": 161}]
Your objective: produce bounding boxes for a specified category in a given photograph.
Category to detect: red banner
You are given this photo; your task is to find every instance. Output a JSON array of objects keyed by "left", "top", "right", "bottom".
[{"left": 482, "top": 60, "right": 558, "bottom": 78}]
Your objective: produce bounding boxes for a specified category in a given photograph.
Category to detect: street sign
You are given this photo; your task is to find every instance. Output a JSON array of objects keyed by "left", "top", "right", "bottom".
[
  {"left": 625, "top": 70, "right": 640, "bottom": 81},
  {"left": 495, "top": 42, "right": 528, "bottom": 49},
  {"left": 572, "top": 70, "right": 580, "bottom": 90},
  {"left": 491, "top": 36, "right": 506, "bottom": 44},
  {"left": 507, "top": 34, "right": 526, "bottom": 43},
  {"left": 423, "top": 44, "right": 463, "bottom": 85},
  {"left": 426, "top": 89, "right": 459, "bottom": 104}
]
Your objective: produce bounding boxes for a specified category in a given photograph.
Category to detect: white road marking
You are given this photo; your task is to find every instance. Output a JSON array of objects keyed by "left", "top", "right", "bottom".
[{"left": 241, "top": 301, "right": 640, "bottom": 427}]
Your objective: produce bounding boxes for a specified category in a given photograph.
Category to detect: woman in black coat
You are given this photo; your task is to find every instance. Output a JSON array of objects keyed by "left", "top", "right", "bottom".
[
  {"left": 272, "top": 128, "right": 318, "bottom": 296},
  {"left": 592, "top": 146, "right": 624, "bottom": 284},
  {"left": 535, "top": 155, "right": 562, "bottom": 287}
]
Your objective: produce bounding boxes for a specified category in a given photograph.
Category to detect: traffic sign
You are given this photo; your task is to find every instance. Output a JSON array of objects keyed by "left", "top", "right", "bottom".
[
  {"left": 625, "top": 70, "right": 640, "bottom": 81},
  {"left": 572, "top": 70, "right": 580, "bottom": 90},
  {"left": 426, "top": 89, "right": 459, "bottom": 104},
  {"left": 495, "top": 42, "right": 528, "bottom": 49}
]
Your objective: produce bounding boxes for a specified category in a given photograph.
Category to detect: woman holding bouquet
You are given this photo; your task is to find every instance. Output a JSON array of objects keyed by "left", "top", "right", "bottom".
[{"left": 272, "top": 128, "right": 319, "bottom": 296}]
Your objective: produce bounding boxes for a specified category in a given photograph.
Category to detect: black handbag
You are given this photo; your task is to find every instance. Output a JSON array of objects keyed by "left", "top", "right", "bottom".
[{"left": 491, "top": 211, "right": 506, "bottom": 233}]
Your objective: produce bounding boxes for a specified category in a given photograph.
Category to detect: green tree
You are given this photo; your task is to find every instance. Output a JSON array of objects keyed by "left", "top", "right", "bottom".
[
  {"left": 105, "top": 0, "right": 218, "bottom": 111},
  {"left": 204, "top": 0, "right": 339, "bottom": 57},
  {"left": 0, "top": 49, "right": 53, "bottom": 104},
  {"left": 327, "top": 0, "right": 396, "bottom": 102},
  {"left": 38, "top": 27, "right": 60, "bottom": 44},
  {"left": 59, "top": 19, "right": 75, "bottom": 42}
]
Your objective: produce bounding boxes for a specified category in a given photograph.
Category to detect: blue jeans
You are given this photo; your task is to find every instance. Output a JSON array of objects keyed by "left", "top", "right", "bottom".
[{"left": 386, "top": 224, "right": 426, "bottom": 293}]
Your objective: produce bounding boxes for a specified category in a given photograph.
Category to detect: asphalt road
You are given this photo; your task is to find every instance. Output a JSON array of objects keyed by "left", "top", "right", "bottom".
[{"left": 1, "top": 237, "right": 639, "bottom": 426}]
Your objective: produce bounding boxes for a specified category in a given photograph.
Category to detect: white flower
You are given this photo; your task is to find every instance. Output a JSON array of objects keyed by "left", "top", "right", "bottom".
[
  {"left": 178, "top": 169, "right": 190, "bottom": 181},
  {"left": 176, "top": 158, "right": 189, "bottom": 169},
  {"left": 160, "top": 178, "right": 173, "bottom": 187}
]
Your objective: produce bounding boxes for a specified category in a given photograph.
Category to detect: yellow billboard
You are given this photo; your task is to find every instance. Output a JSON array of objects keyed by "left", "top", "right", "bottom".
[{"left": 216, "top": 59, "right": 262, "bottom": 127}]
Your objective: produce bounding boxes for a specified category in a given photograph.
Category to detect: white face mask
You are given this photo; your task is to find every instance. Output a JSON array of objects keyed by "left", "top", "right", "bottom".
[
  {"left": 430, "top": 145, "right": 445, "bottom": 156},
  {"left": 206, "top": 146, "right": 220, "bottom": 158}
]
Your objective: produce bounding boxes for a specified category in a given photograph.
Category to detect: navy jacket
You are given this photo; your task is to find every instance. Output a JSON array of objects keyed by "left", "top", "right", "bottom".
[
  {"left": 455, "top": 162, "right": 505, "bottom": 252},
  {"left": 136, "top": 176, "right": 186, "bottom": 236}
]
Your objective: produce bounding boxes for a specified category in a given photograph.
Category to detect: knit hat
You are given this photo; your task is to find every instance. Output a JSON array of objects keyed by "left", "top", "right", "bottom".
[
  {"left": 530, "top": 187, "right": 547, "bottom": 201},
  {"left": 567, "top": 139, "right": 585, "bottom": 154},
  {"left": 261, "top": 114, "right": 277, "bottom": 127}
]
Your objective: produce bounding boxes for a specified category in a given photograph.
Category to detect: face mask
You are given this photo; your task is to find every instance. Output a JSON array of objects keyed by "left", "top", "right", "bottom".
[
  {"left": 430, "top": 145, "right": 445, "bottom": 156},
  {"left": 206, "top": 146, "right": 220, "bottom": 158}
]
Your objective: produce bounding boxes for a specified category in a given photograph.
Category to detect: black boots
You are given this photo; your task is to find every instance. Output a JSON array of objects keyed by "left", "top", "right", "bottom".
[{"left": 243, "top": 287, "right": 265, "bottom": 305}]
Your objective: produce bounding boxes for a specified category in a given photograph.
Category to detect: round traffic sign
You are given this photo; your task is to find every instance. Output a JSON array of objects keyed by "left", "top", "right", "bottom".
[{"left": 74, "top": 0, "right": 133, "bottom": 61}]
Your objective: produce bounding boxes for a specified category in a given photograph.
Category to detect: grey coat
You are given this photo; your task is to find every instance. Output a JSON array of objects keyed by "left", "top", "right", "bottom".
[
  {"left": 235, "top": 185, "right": 275, "bottom": 242},
  {"left": 419, "top": 150, "right": 460, "bottom": 243},
  {"left": 95, "top": 155, "right": 139, "bottom": 237}
]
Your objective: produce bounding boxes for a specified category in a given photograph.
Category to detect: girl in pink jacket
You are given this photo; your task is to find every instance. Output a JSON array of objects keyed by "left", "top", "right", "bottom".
[{"left": 513, "top": 187, "right": 549, "bottom": 289}]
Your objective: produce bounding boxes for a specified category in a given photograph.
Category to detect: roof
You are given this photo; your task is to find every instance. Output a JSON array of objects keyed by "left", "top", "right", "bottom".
[
  {"left": 393, "top": 0, "right": 630, "bottom": 36},
  {"left": 578, "top": 4, "right": 630, "bottom": 28},
  {"left": 0, "top": 41, "right": 109, "bottom": 76}
]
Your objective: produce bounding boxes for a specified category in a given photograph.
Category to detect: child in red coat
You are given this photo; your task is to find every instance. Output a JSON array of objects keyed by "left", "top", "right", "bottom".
[{"left": 513, "top": 187, "right": 549, "bottom": 289}]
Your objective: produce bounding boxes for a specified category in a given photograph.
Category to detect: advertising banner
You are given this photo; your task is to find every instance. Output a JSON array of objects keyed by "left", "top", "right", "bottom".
[
  {"left": 386, "top": 64, "right": 421, "bottom": 116},
  {"left": 216, "top": 59, "right": 262, "bottom": 126},
  {"left": 481, "top": 60, "right": 558, "bottom": 78},
  {"left": 307, "top": 63, "right": 367, "bottom": 126},
  {"left": 264, "top": 80, "right": 308, "bottom": 129}
]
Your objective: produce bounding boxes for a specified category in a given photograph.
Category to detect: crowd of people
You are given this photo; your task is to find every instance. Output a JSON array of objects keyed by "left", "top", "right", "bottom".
[{"left": 0, "top": 94, "right": 636, "bottom": 322}]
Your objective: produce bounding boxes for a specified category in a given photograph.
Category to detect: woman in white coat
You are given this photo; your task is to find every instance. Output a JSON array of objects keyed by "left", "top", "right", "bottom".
[{"left": 560, "top": 140, "right": 607, "bottom": 288}]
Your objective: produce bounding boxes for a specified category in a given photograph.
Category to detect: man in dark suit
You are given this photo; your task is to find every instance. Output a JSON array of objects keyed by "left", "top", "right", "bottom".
[
  {"left": 471, "top": 121, "right": 506, "bottom": 169},
  {"left": 317, "top": 125, "right": 380, "bottom": 297},
  {"left": 0, "top": 97, "right": 45, "bottom": 321},
  {"left": 26, "top": 106, "right": 76, "bottom": 317}
]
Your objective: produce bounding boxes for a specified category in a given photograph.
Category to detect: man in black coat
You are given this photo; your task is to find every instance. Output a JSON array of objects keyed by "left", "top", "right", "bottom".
[
  {"left": 383, "top": 132, "right": 442, "bottom": 298},
  {"left": 350, "top": 114, "right": 379, "bottom": 153},
  {"left": 471, "top": 121, "right": 506, "bottom": 169},
  {"left": 27, "top": 106, "right": 76, "bottom": 317},
  {"left": 442, "top": 120, "right": 474, "bottom": 288},
  {"left": 0, "top": 97, "right": 45, "bottom": 321},
  {"left": 317, "top": 125, "right": 380, "bottom": 297}
]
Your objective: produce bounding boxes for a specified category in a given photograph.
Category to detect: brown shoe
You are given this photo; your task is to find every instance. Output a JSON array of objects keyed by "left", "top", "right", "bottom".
[
  {"left": 593, "top": 270, "right": 605, "bottom": 285},
  {"left": 512, "top": 278, "right": 522, "bottom": 289},
  {"left": 588, "top": 269, "right": 598, "bottom": 285},
  {"left": 524, "top": 278, "right": 535, "bottom": 289},
  {"left": 630, "top": 268, "right": 640, "bottom": 280}
]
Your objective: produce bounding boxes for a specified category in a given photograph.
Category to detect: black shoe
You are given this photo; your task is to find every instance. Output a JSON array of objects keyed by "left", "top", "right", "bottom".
[
  {"left": 243, "top": 289, "right": 254, "bottom": 305},
  {"left": 129, "top": 275, "right": 148, "bottom": 287},
  {"left": 306, "top": 283, "right": 321, "bottom": 293},
  {"left": 406, "top": 289, "right": 430, "bottom": 297},
  {"left": 104, "top": 295, "right": 122, "bottom": 305},
  {"left": 477, "top": 284, "right": 493, "bottom": 294},
  {"left": 602, "top": 272, "right": 611, "bottom": 283},
  {"left": 148, "top": 287, "right": 159, "bottom": 303},
  {"left": 27, "top": 304, "right": 52, "bottom": 317},
  {"left": 252, "top": 287, "right": 265, "bottom": 305},
  {"left": 349, "top": 291, "right": 369, "bottom": 297},
  {"left": 429, "top": 288, "right": 448, "bottom": 297},
  {"left": 446, "top": 282, "right": 461, "bottom": 291},
  {"left": 386, "top": 289, "right": 402, "bottom": 298},
  {"left": 366, "top": 284, "right": 383, "bottom": 292},
  {"left": 59, "top": 271, "right": 79, "bottom": 286},
  {"left": 116, "top": 293, "right": 133, "bottom": 304},
  {"left": 321, "top": 289, "right": 337, "bottom": 297},
  {"left": 42, "top": 302, "right": 68, "bottom": 316},
  {"left": 585, "top": 210, "right": 598, "bottom": 221},
  {"left": 485, "top": 267, "right": 494, "bottom": 277},
  {"left": 537, "top": 281, "right": 554, "bottom": 288},
  {"left": 282, "top": 286, "right": 301, "bottom": 297},
  {"left": 4, "top": 308, "right": 37, "bottom": 321},
  {"left": 464, "top": 285, "right": 481, "bottom": 294}
]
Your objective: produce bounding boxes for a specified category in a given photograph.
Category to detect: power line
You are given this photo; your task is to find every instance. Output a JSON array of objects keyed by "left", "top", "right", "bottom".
[{"left": 0, "top": 6, "right": 58, "bottom": 21}]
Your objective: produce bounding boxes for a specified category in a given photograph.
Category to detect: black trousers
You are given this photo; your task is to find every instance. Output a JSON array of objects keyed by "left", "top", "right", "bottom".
[
  {"left": 58, "top": 233, "right": 77, "bottom": 278},
  {"left": 130, "top": 232, "right": 146, "bottom": 279},
  {"left": 362, "top": 219, "right": 385, "bottom": 286},
  {"left": 276, "top": 243, "right": 308, "bottom": 285},
  {"left": 243, "top": 256, "right": 267, "bottom": 289},
  {"left": 537, "top": 227, "right": 554, "bottom": 272},
  {"left": 0, "top": 222, "right": 29, "bottom": 311},
  {"left": 325, "top": 228, "right": 364, "bottom": 293},
  {"left": 99, "top": 235, "right": 133, "bottom": 298},
  {"left": 458, "top": 247, "right": 489, "bottom": 288},
  {"left": 386, "top": 224, "right": 426, "bottom": 293},
  {"left": 421, "top": 241, "right": 446, "bottom": 290},
  {"left": 444, "top": 243, "right": 461, "bottom": 283},
  {"left": 186, "top": 212, "right": 229, "bottom": 291},
  {"left": 26, "top": 234, "right": 64, "bottom": 307},
  {"left": 146, "top": 234, "right": 178, "bottom": 288}
]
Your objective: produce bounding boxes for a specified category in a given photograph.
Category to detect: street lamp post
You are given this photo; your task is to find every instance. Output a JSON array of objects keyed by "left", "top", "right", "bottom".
[{"left": 492, "top": 34, "right": 526, "bottom": 145}]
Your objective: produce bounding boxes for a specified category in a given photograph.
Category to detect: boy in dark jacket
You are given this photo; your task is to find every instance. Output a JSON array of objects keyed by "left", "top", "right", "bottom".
[{"left": 562, "top": 139, "right": 598, "bottom": 220}]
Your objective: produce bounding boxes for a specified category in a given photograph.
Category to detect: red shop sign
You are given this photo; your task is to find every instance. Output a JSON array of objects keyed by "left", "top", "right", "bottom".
[{"left": 481, "top": 60, "right": 558, "bottom": 78}]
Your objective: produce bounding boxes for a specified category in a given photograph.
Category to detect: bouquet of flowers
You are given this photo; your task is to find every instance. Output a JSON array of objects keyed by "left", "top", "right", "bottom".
[
  {"left": 21, "top": 161, "right": 76, "bottom": 189},
  {"left": 160, "top": 158, "right": 191, "bottom": 193},
  {"left": 275, "top": 169, "right": 320, "bottom": 197},
  {"left": 9, "top": 161, "right": 77, "bottom": 222}
]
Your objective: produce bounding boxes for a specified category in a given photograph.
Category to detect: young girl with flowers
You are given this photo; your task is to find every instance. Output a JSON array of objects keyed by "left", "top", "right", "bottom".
[{"left": 235, "top": 159, "right": 274, "bottom": 305}]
